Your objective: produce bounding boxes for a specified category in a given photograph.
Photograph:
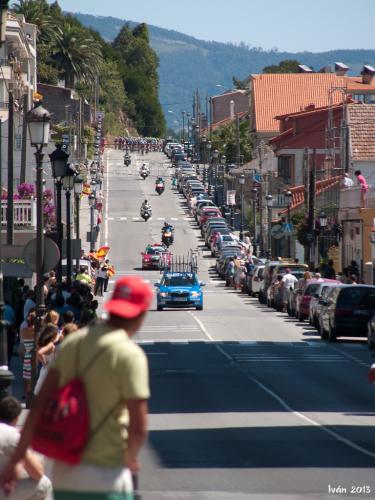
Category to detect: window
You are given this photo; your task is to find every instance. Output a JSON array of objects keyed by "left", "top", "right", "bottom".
[{"left": 278, "top": 156, "right": 292, "bottom": 184}]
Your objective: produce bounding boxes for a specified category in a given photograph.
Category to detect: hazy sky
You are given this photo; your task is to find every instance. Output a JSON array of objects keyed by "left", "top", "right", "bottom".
[{"left": 51, "top": 0, "right": 373, "bottom": 52}]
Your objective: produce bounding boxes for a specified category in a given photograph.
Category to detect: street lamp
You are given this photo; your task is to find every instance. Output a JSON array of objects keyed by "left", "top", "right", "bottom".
[
  {"left": 181, "top": 111, "right": 186, "bottom": 143},
  {"left": 88, "top": 193, "right": 96, "bottom": 252},
  {"left": 26, "top": 101, "right": 51, "bottom": 405},
  {"left": 62, "top": 166, "right": 76, "bottom": 287},
  {"left": 212, "top": 149, "right": 219, "bottom": 204},
  {"left": 239, "top": 174, "right": 245, "bottom": 241},
  {"left": 50, "top": 144, "right": 69, "bottom": 282},
  {"left": 266, "top": 194, "right": 273, "bottom": 259},
  {"left": 74, "top": 175, "right": 83, "bottom": 271},
  {"left": 286, "top": 190, "right": 293, "bottom": 258},
  {"left": 252, "top": 187, "right": 258, "bottom": 256}
]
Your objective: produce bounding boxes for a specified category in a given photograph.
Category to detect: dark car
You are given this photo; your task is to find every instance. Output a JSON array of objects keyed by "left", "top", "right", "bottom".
[{"left": 319, "top": 285, "right": 375, "bottom": 342}]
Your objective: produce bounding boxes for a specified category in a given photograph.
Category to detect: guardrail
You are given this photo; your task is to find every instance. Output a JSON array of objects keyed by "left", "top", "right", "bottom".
[
  {"left": 0, "top": 199, "right": 37, "bottom": 228},
  {"left": 340, "top": 186, "right": 375, "bottom": 209}
]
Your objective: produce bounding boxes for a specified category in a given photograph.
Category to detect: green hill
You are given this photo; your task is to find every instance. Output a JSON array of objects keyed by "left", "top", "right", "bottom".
[{"left": 73, "top": 12, "right": 375, "bottom": 126}]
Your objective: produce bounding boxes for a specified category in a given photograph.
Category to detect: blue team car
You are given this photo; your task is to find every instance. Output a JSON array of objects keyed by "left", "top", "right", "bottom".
[{"left": 155, "top": 271, "right": 205, "bottom": 311}]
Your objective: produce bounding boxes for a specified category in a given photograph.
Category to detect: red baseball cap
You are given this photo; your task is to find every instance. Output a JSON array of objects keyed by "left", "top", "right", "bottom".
[{"left": 104, "top": 276, "right": 153, "bottom": 319}]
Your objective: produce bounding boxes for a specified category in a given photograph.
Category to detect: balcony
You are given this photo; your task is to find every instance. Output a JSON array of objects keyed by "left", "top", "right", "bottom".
[
  {"left": 340, "top": 187, "right": 375, "bottom": 209},
  {"left": 1, "top": 199, "right": 37, "bottom": 229}
]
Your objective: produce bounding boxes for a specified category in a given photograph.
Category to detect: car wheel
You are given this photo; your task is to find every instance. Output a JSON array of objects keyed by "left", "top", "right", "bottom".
[
  {"left": 196, "top": 305, "right": 203, "bottom": 311},
  {"left": 157, "top": 305, "right": 163, "bottom": 311},
  {"left": 328, "top": 324, "right": 337, "bottom": 342},
  {"left": 368, "top": 323, "right": 375, "bottom": 350}
]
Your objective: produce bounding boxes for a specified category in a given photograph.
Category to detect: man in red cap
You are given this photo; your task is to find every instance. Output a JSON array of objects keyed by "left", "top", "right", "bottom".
[{"left": 1, "top": 276, "right": 153, "bottom": 499}]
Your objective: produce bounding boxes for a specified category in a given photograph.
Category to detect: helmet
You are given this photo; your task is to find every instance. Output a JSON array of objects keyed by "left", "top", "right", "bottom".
[{"left": 144, "top": 200, "right": 148, "bottom": 204}]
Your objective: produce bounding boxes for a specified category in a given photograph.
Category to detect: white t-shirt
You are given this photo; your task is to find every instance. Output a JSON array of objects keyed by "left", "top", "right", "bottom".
[
  {"left": 0, "top": 423, "right": 19, "bottom": 471},
  {"left": 282, "top": 273, "right": 298, "bottom": 289}
]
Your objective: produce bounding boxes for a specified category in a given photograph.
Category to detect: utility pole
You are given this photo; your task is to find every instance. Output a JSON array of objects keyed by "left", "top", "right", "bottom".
[
  {"left": 258, "top": 145, "right": 264, "bottom": 255},
  {"left": 236, "top": 113, "right": 241, "bottom": 167},
  {"left": 307, "top": 149, "right": 316, "bottom": 268},
  {"left": 20, "top": 92, "right": 28, "bottom": 184},
  {"left": 6, "top": 91, "right": 14, "bottom": 245}
]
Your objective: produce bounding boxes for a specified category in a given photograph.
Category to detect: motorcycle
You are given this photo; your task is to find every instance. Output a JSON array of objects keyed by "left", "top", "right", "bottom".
[
  {"left": 162, "top": 227, "right": 174, "bottom": 247},
  {"left": 141, "top": 209, "right": 152, "bottom": 221},
  {"left": 155, "top": 182, "right": 165, "bottom": 195},
  {"left": 140, "top": 169, "right": 149, "bottom": 180},
  {"left": 124, "top": 156, "right": 131, "bottom": 166}
]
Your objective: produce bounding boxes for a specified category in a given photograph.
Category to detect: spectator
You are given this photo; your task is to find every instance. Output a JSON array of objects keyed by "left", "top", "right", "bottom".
[
  {"left": 3, "top": 301, "right": 16, "bottom": 367},
  {"left": 34, "top": 323, "right": 59, "bottom": 395},
  {"left": 65, "top": 293, "right": 82, "bottom": 322},
  {"left": 62, "top": 310, "right": 75, "bottom": 326},
  {"left": 355, "top": 170, "right": 369, "bottom": 207},
  {"left": 323, "top": 260, "right": 336, "bottom": 279},
  {"left": 23, "top": 291, "right": 35, "bottom": 321},
  {"left": 347, "top": 260, "right": 360, "bottom": 278},
  {"left": 104, "top": 259, "right": 110, "bottom": 292},
  {"left": 61, "top": 323, "right": 78, "bottom": 339},
  {"left": 76, "top": 266, "right": 93, "bottom": 286},
  {"left": 0, "top": 396, "right": 52, "bottom": 499},
  {"left": 1, "top": 276, "right": 152, "bottom": 499},
  {"left": 342, "top": 172, "right": 354, "bottom": 188},
  {"left": 20, "top": 312, "right": 35, "bottom": 400}
]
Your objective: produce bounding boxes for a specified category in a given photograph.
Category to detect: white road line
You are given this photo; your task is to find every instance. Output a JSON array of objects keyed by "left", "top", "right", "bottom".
[
  {"left": 171, "top": 217, "right": 178, "bottom": 221},
  {"left": 188, "top": 311, "right": 214, "bottom": 341},
  {"left": 132, "top": 217, "right": 140, "bottom": 221},
  {"left": 120, "top": 217, "right": 127, "bottom": 221},
  {"left": 250, "top": 374, "right": 375, "bottom": 460},
  {"left": 108, "top": 217, "right": 114, "bottom": 221}
]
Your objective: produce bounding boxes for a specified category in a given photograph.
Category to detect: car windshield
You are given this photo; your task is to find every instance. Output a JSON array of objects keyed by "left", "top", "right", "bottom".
[
  {"left": 304, "top": 284, "right": 320, "bottom": 296},
  {"left": 222, "top": 236, "right": 233, "bottom": 241},
  {"left": 146, "top": 247, "right": 164, "bottom": 255},
  {"left": 163, "top": 274, "right": 197, "bottom": 287},
  {"left": 338, "top": 287, "right": 375, "bottom": 308},
  {"left": 277, "top": 265, "right": 307, "bottom": 273}
]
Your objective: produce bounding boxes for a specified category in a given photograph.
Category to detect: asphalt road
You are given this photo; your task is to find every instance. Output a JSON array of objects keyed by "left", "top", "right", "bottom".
[{"left": 77, "top": 150, "right": 375, "bottom": 498}]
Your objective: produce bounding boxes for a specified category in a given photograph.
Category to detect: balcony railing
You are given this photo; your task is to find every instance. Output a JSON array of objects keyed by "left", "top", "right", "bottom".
[
  {"left": 0, "top": 199, "right": 37, "bottom": 228},
  {"left": 340, "top": 186, "right": 375, "bottom": 209}
]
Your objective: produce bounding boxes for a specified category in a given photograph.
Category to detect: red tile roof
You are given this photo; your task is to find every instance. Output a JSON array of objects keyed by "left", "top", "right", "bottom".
[
  {"left": 251, "top": 73, "right": 375, "bottom": 133},
  {"left": 201, "top": 111, "right": 248, "bottom": 135},
  {"left": 347, "top": 104, "right": 375, "bottom": 161}
]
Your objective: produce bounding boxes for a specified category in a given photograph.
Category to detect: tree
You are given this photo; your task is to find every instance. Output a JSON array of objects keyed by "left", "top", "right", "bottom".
[
  {"left": 211, "top": 119, "right": 252, "bottom": 164},
  {"left": 263, "top": 59, "right": 301, "bottom": 73},
  {"left": 53, "top": 22, "right": 102, "bottom": 88},
  {"left": 232, "top": 76, "right": 248, "bottom": 90},
  {"left": 12, "top": 0, "right": 62, "bottom": 45}
]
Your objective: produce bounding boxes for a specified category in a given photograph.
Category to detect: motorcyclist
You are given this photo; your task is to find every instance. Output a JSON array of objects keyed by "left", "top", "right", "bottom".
[
  {"left": 162, "top": 221, "right": 174, "bottom": 233},
  {"left": 140, "top": 162, "right": 149, "bottom": 173},
  {"left": 156, "top": 177, "right": 165, "bottom": 186},
  {"left": 140, "top": 199, "right": 152, "bottom": 216}
]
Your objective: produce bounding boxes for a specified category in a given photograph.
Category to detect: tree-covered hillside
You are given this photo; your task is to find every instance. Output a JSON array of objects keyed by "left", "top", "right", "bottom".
[{"left": 73, "top": 12, "right": 375, "bottom": 128}]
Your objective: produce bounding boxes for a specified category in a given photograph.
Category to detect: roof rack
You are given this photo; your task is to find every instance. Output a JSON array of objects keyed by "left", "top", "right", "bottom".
[{"left": 160, "top": 250, "right": 198, "bottom": 274}]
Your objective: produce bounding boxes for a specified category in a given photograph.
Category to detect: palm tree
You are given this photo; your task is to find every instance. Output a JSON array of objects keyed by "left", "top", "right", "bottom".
[
  {"left": 11, "top": 0, "right": 62, "bottom": 45},
  {"left": 53, "top": 23, "right": 102, "bottom": 88}
]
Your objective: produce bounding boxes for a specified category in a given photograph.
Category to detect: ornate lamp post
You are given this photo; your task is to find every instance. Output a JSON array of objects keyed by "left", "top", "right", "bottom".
[
  {"left": 88, "top": 193, "right": 96, "bottom": 252},
  {"left": 181, "top": 111, "right": 186, "bottom": 142},
  {"left": 74, "top": 175, "right": 83, "bottom": 271},
  {"left": 26, "top": 102, "right": 51, "bottom": 328},
  {"left": 252, "top": 187, "right": 258, "bottom": 256},
  {"left": 50, "top": 144, "right": 69, "bottom": 282},
  {"left": 319, "top": 210, "right": 328, "bottom": 262},
  {"left": 266, "top": 194, "right": 273, "bottom": 259},
  {"left": 212, "top": 149, "right": 219, "bottom": 204},
  {"left": 62, "top": 167, "right": 76, "bottom": 286},
  {"left": 286, "top": 190, "right": 293, "bottom": 258},
  {"left": 239, "top": 174, "right": 245, "bottom": 241}
]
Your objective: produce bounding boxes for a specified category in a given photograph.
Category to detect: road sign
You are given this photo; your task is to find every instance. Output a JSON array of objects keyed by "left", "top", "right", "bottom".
[
  {"left": 282, "top": 222, "right": 294, "bottom": 233},
  {"left": 271, "top": 224, "right": 285, "bottom": 240},
  {"left": 23, "top": 237, "right": 60, "bottom": 273},
  {"left": 252, "top": 173, "right": 262, "bottom": 183},
  {"left": 227, "top": 190, "right": 236, "bottom": 206}
]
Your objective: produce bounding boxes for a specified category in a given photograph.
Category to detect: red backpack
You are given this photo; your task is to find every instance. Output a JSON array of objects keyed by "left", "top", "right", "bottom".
[{"left": 31, "top": 341, "right": 118, "bottom": 465}]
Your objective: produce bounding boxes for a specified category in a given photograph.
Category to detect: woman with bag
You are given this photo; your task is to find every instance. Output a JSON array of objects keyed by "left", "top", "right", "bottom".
[{"left": 1, "top": 276, "right": 152, "bottom": 500}]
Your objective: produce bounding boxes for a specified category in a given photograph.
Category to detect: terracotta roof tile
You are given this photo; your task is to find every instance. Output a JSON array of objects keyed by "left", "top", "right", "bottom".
[
  {"left": 347, "top": 104, "right": 375, "bottom": 161},
  {"left": 251, "top": 74, "right": 375, "bottom": 133}
]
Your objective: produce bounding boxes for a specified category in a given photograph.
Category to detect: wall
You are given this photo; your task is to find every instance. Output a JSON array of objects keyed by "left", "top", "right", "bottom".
[
  {"left": 212, "top": 91, "right": 248, "bottom": 124},
  {"left": 38, "top": 83, "right": 91, "bottom": 125}
]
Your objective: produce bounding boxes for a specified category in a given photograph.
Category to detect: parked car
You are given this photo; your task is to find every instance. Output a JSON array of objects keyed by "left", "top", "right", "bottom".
[
  {"left": 198, "top": 207, "right": 222, "bottom": 227},
  {"left": 319, "top": 285, "right": 375, "bottom": 342},
  {"left": 309, "top": 282, "right": 342, "bottom": 327},
  {"left": 249, "top": 265, "right": 265, "bottom": 297},
  {"left": 295, "top": 279, "right": 340, "bottom": 322}
]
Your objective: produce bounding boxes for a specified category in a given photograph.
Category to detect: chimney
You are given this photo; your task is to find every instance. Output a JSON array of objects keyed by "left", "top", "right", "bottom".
[
  {"left": 319, "top": 66, "right": 332, "bottom": 73},
  {"left": 334, "top": 62, "right": 349, "bottom": 76},
  {"left": 361, "top": 65, "right": 375, "bottom": 85},
  {"left": 298, "top": 64, "right": 313, "bottom": 73},
  {"left": 229, "top": 100, "right": 235, "bottom": 120}
]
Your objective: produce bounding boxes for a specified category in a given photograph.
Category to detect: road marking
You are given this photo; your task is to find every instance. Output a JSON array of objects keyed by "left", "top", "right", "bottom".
[
  {"left": 188, "top": 311, "right": 214, "bottom": 342},
  {"left": 108, "top": 217, "right": 114, "bottom": 221},
  {"left": 132, "top": 217, "right": 140, "bottom": 221},
  {"left": 120, "top": 217, "right": 127, "bottom": 221},
  {"left": 171, "top": 217, "right": 178, "bottom": 221},
  {"left": 157, "top": 217, "right": 164, "bottom": 221}
]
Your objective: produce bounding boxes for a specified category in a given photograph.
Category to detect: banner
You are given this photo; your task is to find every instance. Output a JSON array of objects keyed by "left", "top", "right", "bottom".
[{"left": 227, "top": 190, "right": 236, "bottom": 206}]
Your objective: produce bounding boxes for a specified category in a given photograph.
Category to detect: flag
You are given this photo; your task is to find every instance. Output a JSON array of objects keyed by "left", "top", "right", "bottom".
[
  {"left": 95, "top": 246, "right": 110, "bottom": 260},
  {"left": 82, "top": 183, "right": 92, "bottom": 195}
]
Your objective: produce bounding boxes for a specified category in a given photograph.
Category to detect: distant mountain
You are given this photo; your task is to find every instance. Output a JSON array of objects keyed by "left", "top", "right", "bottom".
[{"left": 73, "top": 13, "right": 375, "bottom": 126}]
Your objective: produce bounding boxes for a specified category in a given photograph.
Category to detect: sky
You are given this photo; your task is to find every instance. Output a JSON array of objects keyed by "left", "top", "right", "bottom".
[{"left": 51, "top": 0, "right": 373, "bottom": 52}]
